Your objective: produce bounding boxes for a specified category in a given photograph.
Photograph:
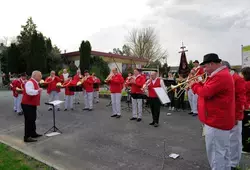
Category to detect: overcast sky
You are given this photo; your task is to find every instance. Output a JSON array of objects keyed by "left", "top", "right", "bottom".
[{"left": 1, "top": 0, "right": 250, "bottom": 66}]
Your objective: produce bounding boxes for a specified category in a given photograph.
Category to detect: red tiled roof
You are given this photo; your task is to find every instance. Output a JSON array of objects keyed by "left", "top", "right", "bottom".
[{"left": 62, "top": 50, "right": 149, "bottom": 62}]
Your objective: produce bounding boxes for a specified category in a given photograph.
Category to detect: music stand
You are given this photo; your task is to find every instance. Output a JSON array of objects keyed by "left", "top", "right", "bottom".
[
  {"left": 122, "top": 89, "right": 132, "bottom": 111},
  {"left": 44, "top": 100, "right": 64, "bottom": 136}
]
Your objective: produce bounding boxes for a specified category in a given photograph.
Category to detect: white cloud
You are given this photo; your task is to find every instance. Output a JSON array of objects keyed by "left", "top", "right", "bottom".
[{"left": 1, "top": 0, "right": 250, "bottom": 66}]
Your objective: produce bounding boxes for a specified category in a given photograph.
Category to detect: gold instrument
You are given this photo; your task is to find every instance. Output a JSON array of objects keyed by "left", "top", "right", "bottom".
[
  {"left": 168, "top": 72, "right": 207, "bottom": 93},
  {"left": 56, "top": 82, "right": 63, "bottom": 88},
  {"left": 62, "top": 80, "right": 72, "bottom": 87},
  {"left": 104, "top": 73, "right": 114, "bottom": 83},
  {"left": 141, "top": 78, "right": 152, "bottom": 92}
]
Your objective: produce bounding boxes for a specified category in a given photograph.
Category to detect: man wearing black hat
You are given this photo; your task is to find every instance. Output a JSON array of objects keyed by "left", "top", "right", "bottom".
[
  {"left": 188, "top": 53, "right": 235, "bottom": 170},
  {"left": 222, "top": 61, "right": 246, "bottom": 169}
]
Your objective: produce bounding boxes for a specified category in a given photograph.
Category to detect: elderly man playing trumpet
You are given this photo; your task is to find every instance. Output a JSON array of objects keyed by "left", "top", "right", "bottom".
[
  {"left": 143, "top": 71, "right": 167, "bottom": 127},
  {"left": 188, "top": 53, "right": 235, "bottom": 170},
  {"left": 105, "top": 68, "right": 124, "bottom": 118}
]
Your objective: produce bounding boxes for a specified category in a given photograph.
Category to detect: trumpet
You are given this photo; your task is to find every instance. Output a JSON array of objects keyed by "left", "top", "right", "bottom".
[
  {"left": 104, "top": 73, "right": 114, "bottom": 83},
  {"left": 141, "top": 78, "right": 151, "bottom": 91},
  {"left": 168, "top": 72, "right": 207, "bottom": 93}
]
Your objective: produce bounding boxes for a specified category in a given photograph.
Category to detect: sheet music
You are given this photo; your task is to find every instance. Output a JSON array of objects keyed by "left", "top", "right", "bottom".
[
  {"left": 153, "top": 87, "right": 171, "bottom": 104},
  {"left": 48, "top": 100, "right": 64, "bottom": 106}
]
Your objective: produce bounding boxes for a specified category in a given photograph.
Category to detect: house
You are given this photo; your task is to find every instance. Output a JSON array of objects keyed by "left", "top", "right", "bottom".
[{"left": 62, "top": 50, "right": 149, "bottom": 73}]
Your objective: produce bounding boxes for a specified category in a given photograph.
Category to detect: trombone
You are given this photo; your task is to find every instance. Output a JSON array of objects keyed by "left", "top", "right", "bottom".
[{"left": 167, "top": 72, "right": 207, "bottom": 93}]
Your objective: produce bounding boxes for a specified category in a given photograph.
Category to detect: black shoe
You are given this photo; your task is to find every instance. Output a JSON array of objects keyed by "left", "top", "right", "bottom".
[
  {"left": 154, "top": 123, "right": 159, "bottom": 127},
  {"left": 149, "top": 122, "right": 155, "bottom": 125},
  {"left": 71, "top": 108, "right": 74, "bottom": 111},
  {"left": 31, "top": 134, "right": 42, "bottom": 138},
  {"left": 130, "top": 117, "right": 137, "bottom": 120},
  {"left": 88, "top": 109, "right": 93, "bottom": 111},
  {"left": 111, "top": 114, "right": 117, "bottom": 117},
  {"left": 57, "top": 108, "right": 60, "bottom": 111},
  {"left": 18, "top": 112, "right": 23, "bottom": 115},
  {"left": 192, "top": 113, "right": 198, "bottom": 116},
  {"left": 188, "top": 112, "right": 193, "bottom": 115},
  {"left": 83, "top": 108, "right": 89, "bottom": 110},
  {"left": 14, "top": 110, "right": 17, "bottom": 112},
  {"left": 116, "top": 115, "right": 121, "bottom": 118},
  {"left": 24, "top": 137, "right": 37, "bottom": 143},
  {"left": 64, "top": 109, "right": 67, "bottom": 111},
  {"left": 48, "top": 108, "right": 52, "bottom": 111},
  {"left": 137, "top": 118, "right": 142, "bottom": 122},
  {"left": 77, "top": 102, "right": 80, "bottom": 104}
]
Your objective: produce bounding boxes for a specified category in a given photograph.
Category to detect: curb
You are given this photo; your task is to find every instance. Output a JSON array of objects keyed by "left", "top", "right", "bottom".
[{"left": 0, "top": 138, "right": 65, "bottom": 170}]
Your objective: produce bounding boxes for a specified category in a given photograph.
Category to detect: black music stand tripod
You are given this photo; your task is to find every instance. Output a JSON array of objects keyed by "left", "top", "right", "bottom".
[
  {"left": 44, "top": 102, "right": 62, "bottom": 135},
  {"left": 122, "top": 90, "right": 132, "bottom": 111}
]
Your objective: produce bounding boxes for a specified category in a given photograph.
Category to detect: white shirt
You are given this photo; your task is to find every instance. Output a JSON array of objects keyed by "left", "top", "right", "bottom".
[
  {"left": 151, "top": 78, "right": 167, "bottom": 91},
  {"left": 25, "top": 78, "right": 39, "bottom": 96}
]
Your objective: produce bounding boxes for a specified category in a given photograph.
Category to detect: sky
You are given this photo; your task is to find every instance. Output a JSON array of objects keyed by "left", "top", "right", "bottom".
[{"left": 1, "top": 0, "right": 250, "bottom": 66}]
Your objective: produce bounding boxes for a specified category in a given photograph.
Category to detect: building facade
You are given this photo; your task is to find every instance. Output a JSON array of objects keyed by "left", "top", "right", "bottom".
[{"left": 62, "top": 50, "right": 149, "bottom": 73}]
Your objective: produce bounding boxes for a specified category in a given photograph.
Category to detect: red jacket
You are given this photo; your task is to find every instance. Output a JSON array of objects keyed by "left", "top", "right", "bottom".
[
  {"left": 130, "top": 75, "right": 146, "bottom": 94},
  {"left": 45, "top": 76, "right": 61, "bottom": 94},
  {"left": 124, "top": 77, "right": 131, "bottom": 88},
  {"left": 63, "top": 80, "right": 74, "bottom": 95},
  {"left": 83, "top": 76, "right": 94, "bottom": 92},
  {"left": 193, "top": 66, "right": 204, "bottom": 76},
  {"left": 22, "top": 78, "right": 41, "bottom": 106},
  {"left": 232, "top": 72, "right": 246, "bottom": 121},
  {"left": 148, "top": 78, "right": 161, "bottom": 98},
  {"left": 245, "top": 81, "right": 250, "bottom": 110},
  {"left": 10, "top": 79, "right": 18, "bottom": 97},
  {"left": 192, "top": 67, "right": 235, "bottom": 130},
  {"left": 108, "top": 74, "right": 124, "bottom": 93},
  {"left": 93, "top": 77, "right": 101, "bottom": 91},
  {"left": 73, "top": 74, "right": 82, "bottom": 82}
]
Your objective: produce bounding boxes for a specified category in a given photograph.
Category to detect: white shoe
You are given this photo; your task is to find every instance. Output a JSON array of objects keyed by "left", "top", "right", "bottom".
[{"left": 171, "top": 107, "right": 175, "bottom": 111}]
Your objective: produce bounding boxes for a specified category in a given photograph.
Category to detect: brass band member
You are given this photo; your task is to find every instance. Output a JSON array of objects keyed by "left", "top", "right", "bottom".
[
  {"left": 241, "top": 67, "right": 250, "bottom": 154},
  {"left": 63, "top": 75, "right": 74, "bottom": 111},
  {"left": 73, "top": 69, "right": 82, "bottom": 104},
  {"left": 188, "top": 53, "right": 235, "bottom": 170},
  {"left": 60, "top": 69, "right": 69, "bottom": 82},
  {"left": 92, "top": 73, "right": 101, "bottom": 103},
  {"left": 21, "top": 71, "right": 43, "bottom": 142},
  {"left": 187, "top": 60, "right": 204, "bottom": 116},
  {"left": 45, "top": 71, "right": 61, "bottom": 111},
  {"left": 176, "top": 74, "right": 185, "bottom": 111},
  {"left": 146, "top": 71, "right": 167, "bottom": 127},
  {"left": 129, "top": 68, "right": 146, "bottom": 122},
  {"left": 82, "top": 70, "right": 94, "bottom": 111},
  {"left": 106, "top": 68, "right": 124, "bottom": 118},
  {"left": 222, "top": 61, "right": 246, "bottom": 169},
  {"left": 166, "top": 72, "right": 176, "bottom": 111}
]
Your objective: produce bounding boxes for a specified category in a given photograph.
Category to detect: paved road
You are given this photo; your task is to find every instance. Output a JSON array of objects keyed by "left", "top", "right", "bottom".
[{"left": 0, "top": 90, "right": 249, "bottom": 170}]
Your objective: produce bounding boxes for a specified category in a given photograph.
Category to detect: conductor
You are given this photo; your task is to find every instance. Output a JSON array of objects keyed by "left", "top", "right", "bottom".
[{"left": 21, "top": 71, "right": 43, "bottom": 143}]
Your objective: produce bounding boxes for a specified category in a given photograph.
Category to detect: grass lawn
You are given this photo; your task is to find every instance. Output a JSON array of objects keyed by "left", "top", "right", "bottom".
[{"left": 0, "top": 143, "right": 53, "bottom": 170}]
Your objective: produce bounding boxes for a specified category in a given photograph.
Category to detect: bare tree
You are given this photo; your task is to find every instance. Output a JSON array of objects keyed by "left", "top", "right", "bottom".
[
  {"left": 126, "top": 27, "right": 167, "bottom": 64},
  {"left": 0, "top": 36, "right": 9, "bottom": 46}
]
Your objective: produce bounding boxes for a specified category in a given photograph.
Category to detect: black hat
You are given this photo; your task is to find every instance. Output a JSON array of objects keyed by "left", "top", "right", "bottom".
[
  {"left": 193, "top": 60, "right": 199, "bottom": 64},
  {"left": 200, "top": 53, "right": 222, "bottom": 65},
  {"left": 84, "top": 70, "right": 89, "bottom": 73}
]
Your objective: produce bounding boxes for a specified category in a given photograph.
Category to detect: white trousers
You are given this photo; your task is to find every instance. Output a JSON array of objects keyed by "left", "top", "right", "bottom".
[
  {"left": 84, "top": 92, "right": 93, "bottom": 109},
  {"left": 94, "top": 91, "right": 99, "bottom": 102},
  {"left": 229, "top": 121, "right": 242, "bottom": 167},
  {"left": 188, "top": 89, "right": 198, "bottom": 113},
  {"left": 205, "top": 125, "right": 231, "bottom": 170},
  {"left": 16, "top": 94, "right": 23, "bottom": 113},
  {"left": 132, "top": 98, "right": 142, "bottom": 118},
  {"left": 74, "top": 92, "right": 81, "bottom": 103},
  {"left": 64, "top": 95, "right": 73, "bottom": 109},
  {"left": 111, "top": 93, "right": 121, "bottom": 116},
  {"left": 13, "top": 97, "right": 17, "bottom": 111},
  {"left": 49, "top": 91, "right": 60, "bottom": 109}
]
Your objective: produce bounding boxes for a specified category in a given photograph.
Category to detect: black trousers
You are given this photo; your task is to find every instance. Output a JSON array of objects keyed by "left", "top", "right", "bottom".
[
  {"left": 167, "top": 91, "right": 175, "bottom": 108},
  {"left": 21, "top": 104, "right": 37, "bottom": 138},
  {"left": 149, "top": 97, "right": 161, "bottom": 124},
  {"left": 176, "top": 90, "right": 185, "bottom": 110},
  {"left": 242, "top": 110, "right": 250, "bottom": 152}
]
